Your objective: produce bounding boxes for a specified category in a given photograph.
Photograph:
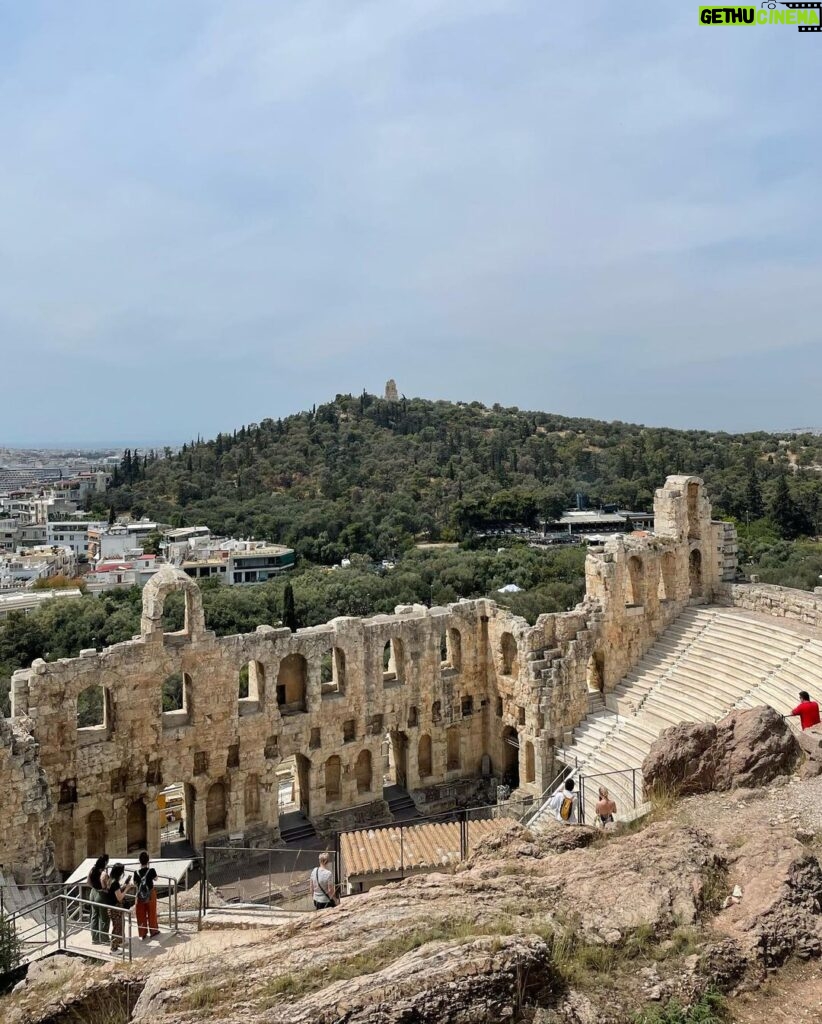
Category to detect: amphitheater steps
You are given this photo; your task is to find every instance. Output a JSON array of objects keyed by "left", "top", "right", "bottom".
[{"left": 542, "top": 606, "right": 822, "bottom": 826}]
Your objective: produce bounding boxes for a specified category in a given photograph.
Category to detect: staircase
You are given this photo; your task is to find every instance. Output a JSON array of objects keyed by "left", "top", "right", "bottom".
[
  {"left": 279, "top": 811, "right": 318, "bottom": 845},
  {"left": 384, "top": 784, "right": 420, "bottom": 823},
  {"left": 532, "top": 607, "right": 817, "bottom": 828}
]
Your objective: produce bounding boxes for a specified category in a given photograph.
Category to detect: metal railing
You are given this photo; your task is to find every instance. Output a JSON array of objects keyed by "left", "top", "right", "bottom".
[
  {"left": 201, "top": 846, "right": 329, "bottom": 914},
  {"left": 5, "top": 875, "right": 181, "bottom": 965}
]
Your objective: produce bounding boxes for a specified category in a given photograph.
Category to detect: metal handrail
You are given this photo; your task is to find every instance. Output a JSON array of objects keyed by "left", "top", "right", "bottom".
[{"left": 520, "top": 760, "right": 577, "bottom": 823}]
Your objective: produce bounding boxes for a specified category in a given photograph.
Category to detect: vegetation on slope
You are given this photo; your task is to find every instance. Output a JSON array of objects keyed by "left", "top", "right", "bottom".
[{"left": 101, "top": 393, "right": 822, "bottom": 563}]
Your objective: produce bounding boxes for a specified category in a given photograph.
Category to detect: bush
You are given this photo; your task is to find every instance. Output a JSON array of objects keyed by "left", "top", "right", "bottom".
[{"left": 0, "top": 909, "right": 22, "bottom": 977}]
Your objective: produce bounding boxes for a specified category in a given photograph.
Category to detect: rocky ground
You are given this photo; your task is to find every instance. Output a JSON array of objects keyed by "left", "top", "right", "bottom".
[{"left": 3, "top": 773, "right": 821, "bottom": 1024}]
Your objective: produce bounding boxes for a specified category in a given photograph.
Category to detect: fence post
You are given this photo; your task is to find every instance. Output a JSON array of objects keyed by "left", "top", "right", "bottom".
[
  {"left": 202, "top": 845, "right": 208, "bottom": 914},
  {"left": 268, "top": 850, "right": 272, "bottom": 909},
  {"left": 400, "top": 827, "right": 404, "bottom": 879},
  {"left": 632, "top": 769, "right": 637, "bottom": 809}
]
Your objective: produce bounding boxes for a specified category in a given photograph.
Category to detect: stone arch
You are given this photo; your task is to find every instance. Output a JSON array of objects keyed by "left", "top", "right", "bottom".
[
  {"left": 687, "top": 482, "right": 701, "bottom": 540},
  {"left": 418, "top": 734, "right": 432, "bottom": 777},
  {"left": 126, "top": 798, "right": 147, "bottom": 852},
  {"left": 321, "top": 648, "right": 346, "bottom": 695},
  {"left": 689, "top": 548, "right": 703, "bottom": 598},
  {"left": 295, "top": 754, "right": 311, "bottom": 816},
  {"left": 524, "top": 741, "right": 535, "bottom": 784},
  {"left": 502, "top": 726, "right": 519, "bottom": 789},
  {"left": 206, "top": 781, "right": 227, "bottom": 834},
  {"left": 239, "top": 661, "right": 265, "bottom": 713},
  {"left": 244, "top": 774, "right": 261, "bottom": 823},
  {"left": 77, "top": 684, "right": 109, "bottom": 731},
  {"left": 658, "top": 551, "right": 676, "bottom": 602},
  {"left": 446, "top": 726, "right": 461, "bottom": 771},
  {"left": 500, "top": 633, "right": 517, "bottom": 676},
  {"left": 383, "top": 638, "right": 405, "bottom": 683},
  {"left": 325, "top": 755, "right": 342, "bottom": 801},
  {"left": 626, "top": 555, "right": 645, "bottom": 606},
  {"left": 277, "top": 654, "right": 307, "bottom": 713},
  {"left": 140, "top": 565, "right": 206, "bottom": 639},
  {"left": 586, "top": 652, "right": 604, "bottom": 693},
  {"left": 431, "top": 699, "right": 442, "bottom": 723},
  {"left": 355, "top": 749, "right": 373, "bottom": 794},
  {"left": 448, "top": 628, "right": 462, "bottom": 672},
  {"left": 162, "top": 671, "right": 192, "bottom": 724},
  {"left": 86, "top": 809, "right": 106, "bottom": 857}
]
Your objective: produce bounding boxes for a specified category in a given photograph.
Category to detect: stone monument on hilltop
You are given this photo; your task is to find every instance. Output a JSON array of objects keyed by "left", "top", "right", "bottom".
[{"left": 384, "top": 379, "right": 399, "bottom": 401}]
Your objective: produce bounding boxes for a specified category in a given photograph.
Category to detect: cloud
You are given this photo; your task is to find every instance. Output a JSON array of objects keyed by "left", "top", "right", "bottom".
[{"left": 0, "top": 0, "right": 819, "bottom": 443}]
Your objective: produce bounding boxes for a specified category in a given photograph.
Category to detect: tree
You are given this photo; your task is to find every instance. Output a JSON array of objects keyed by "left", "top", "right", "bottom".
[
  {"left": 745, "top": 467, "right": 764, "bottom": 520},
  {"left": 283, "top": 582, "right": 299, "bottom": 632},
  {"left": 0, "top": 909, "right": 22, "bottom": 976},
  {"left": 108, "top": 505, "right": 116, "bottom": 526},
  {"left": 769, "top": 474, "right": 811, "bottom": 540}
]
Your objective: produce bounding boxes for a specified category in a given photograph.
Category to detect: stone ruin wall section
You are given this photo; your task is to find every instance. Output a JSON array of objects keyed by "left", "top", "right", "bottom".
[{"left": 0, "top": 476, "right": 738, "bottom": 879}]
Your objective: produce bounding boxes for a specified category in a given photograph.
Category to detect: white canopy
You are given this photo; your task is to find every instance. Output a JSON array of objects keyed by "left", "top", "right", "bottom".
[{"left": 65, "top": 856, "right": 193, "bottom": 887}]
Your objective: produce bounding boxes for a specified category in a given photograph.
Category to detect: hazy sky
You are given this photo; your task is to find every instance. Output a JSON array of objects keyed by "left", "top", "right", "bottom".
[{"left": 1, "top": 1, "right": 820, "bottom": 445}]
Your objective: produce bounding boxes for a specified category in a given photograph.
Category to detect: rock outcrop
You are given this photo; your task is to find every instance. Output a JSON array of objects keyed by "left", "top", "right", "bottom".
[{"left": 643, "top": 706, "right": 800, "bottom": 796}]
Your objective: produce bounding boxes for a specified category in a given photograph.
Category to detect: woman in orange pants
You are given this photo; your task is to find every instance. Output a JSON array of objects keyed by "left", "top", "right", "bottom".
[{"left": 134, "top": 851, "right": 160, "bottom": 939}]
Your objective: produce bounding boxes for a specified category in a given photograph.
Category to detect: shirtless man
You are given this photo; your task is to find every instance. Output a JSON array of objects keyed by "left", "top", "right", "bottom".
[{"left": 595, "top": 787, "right": 617, "bottom": 827}]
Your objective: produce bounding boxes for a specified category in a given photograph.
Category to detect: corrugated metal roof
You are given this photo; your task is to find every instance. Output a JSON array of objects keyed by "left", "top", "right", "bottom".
[{"left": 341, "top": 818, "right": 501, "bottom": 879}]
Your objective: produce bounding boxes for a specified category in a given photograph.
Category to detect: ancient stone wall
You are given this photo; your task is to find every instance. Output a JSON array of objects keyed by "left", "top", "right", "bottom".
[
  {"left": 0, "top": 476, "right": 738, "bottom": 879},
  {"left": 717, "top": 582, "right": 822, "bottom": 629}
]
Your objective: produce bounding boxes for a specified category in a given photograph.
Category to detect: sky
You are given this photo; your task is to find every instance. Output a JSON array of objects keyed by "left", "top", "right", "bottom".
[{"left": 1, "top": 1, "right": 820, "bottom": 445}]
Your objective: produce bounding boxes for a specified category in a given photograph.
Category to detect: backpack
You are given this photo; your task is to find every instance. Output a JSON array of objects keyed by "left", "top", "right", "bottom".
[
  {"left": 559, "top": 795, "right": 574, "bottom": 821},
  {"left": 135, "top": 869, "right": 152, "bottom": 904}
]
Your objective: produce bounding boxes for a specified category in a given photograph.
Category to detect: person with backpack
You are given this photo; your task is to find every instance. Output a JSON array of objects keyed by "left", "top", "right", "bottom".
[
  {"left": 309, "top": 852, "right": 338, "bottom": 910},
  {"left": 105, "top": 863, "right": 136, "bottom": 952},
  {"left": 134, "top": 850, "right": 160, "bottom": 939},
  {"left": 86, "top": 853, "right": 110, "bottom": 944},
  {"left": 549, "top": 777, "right": 579, "bottom": 824}
]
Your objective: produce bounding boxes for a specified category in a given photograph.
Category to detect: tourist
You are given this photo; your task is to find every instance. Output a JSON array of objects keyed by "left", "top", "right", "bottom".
[
  {"left": 87, "top": 853, "right": 110, "bottom": 945},
  {"left": 134, "top": 850, "right": 160, "bottom": 940},
  {"left": 105, "top": 863, "right": 136, "bottom": 952},
  {"left": 549, "top": 777, "right": 579, "bottom": 824},
  {"left": 595, "top": 787, "right": 617, "bottom": 827},
  {"left": 787, "top": 691, "right": 821, "bottom": 731},
  {"left": 310, "top": 852, "right": 337, "bottom": 910}
]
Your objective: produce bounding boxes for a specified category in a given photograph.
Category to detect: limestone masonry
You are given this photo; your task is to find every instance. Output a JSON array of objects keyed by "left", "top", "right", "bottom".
[{"left": 1, "top": 476, "right": 736, "bottom": 881}]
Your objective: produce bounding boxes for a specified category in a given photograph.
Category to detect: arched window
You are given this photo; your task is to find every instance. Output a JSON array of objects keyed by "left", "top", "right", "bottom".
[
  {"left": 448, "top": 628, "right": 462, "bottom": 672},
  {"left": 446, "top": 726, "right": 461, "bottom": 771},
  {"left": 383, "top": 638, "right": 405, "bottom": 684},
  {"left": 687, "top": 482, "right": 701, "bottom": 540},
  {"left": 239, "top": 661, "right": 264, "bottom": 714},
  {"left": 418, "top": 734, "right": 432, "bottom": 777},
  {"left": 77, "top": 684, "right": 109, "bottom": 731},
  {"left": 277, "top": 654, "right": 307, "bottom": 713},
  {"left": 586, "top": 653, "right": 604, "bottom": 693},
  {"left": 689, "top": 548, "right": 703, "bottom": 598},
  {"left": 500, "top": 633, "right": 517, "bottom": 676},
  {"left": 321, "top": 648, "right": 346, "bottom": 695},
  {"left": 325, "top": 755, "right": 342, "bottom": 801},
  {"left": 355, "top": 750, "right": 373, "bottom": 794},
  {"left": 86, "top": 810, "right": 106, "bottom": 857},
  {"left": 126, "top": 799, "right": 147, "bottom": 852},
  {"left": 432, "top": 700, "right": 441, "bottom": 723},
  {"left": 627, "top": 556, "right": 644, "bottom": 607},
  {"left": 658, "top": 551, "right": 677, "bottom": 602},
  {"left": 162, "top": 671, "right": 192, "bottom": 724},
  {"left": 524, "top": 741, "right": 535, "bottom": 784},
  {"left": 206, "top": 781, "right": 227, "bottom": 834},
  {"left": 244, "top": 774, "right": 261, "bottom": 822}
]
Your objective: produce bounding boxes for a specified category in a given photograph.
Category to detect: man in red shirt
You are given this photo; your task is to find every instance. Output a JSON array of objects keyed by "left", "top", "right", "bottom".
[{"left": 789, "top": 691, "right": 821, "bottom": 731}]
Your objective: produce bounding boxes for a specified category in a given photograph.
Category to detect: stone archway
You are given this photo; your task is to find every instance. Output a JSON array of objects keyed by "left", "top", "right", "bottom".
[
  {"left": 206, "top": 781, "right": 227, "bottom": 834},
  {"left": 86, "top": 810, "right": 106, "bottom": 857},
  {"left": 140, "top": 565, "right": 206, "bottom": 640},
  {"left": 126, "top": 798, "right": 147, "bottom": 852},
  {"left": 502, "top": 726, "right": 519, "bottom": 788},
  {"left": 689, "top": 548, "right": 703, "bottom": 598},
  {"left": 586, "top": 652, "right": 604, "bottom": 693}
]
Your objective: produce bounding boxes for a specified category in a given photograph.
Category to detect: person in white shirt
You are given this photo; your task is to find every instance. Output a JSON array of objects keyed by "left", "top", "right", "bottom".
[
  {"left": 549, "top": 777, "right": 579, "bottom": 824},
  {"left": 310, "top": 852, "right": 337, "bottom": 910}
]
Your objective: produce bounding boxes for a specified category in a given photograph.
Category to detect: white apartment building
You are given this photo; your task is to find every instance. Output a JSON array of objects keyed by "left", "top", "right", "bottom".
[{"left": 47, "top": 521, "right": 106, "bottom": 559}]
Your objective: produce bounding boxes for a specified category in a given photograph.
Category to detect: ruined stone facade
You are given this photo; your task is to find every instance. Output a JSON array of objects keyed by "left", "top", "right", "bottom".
[{"left": 1, "top": 476, "right": 736, "bottom": 880}]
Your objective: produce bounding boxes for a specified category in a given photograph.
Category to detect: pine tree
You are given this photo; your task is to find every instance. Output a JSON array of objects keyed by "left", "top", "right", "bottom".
[
  {"left": 769, "top": 474, "right": 806, "bottom": 539},
  {"left": 108, "top": 505, "right": 116, "bottom": 526},
  {"left": 745, "top": 466, "right": 764, "bottom": 520},
  {"left": 283, "top": 583, "right": 298, "bottom": 632}
]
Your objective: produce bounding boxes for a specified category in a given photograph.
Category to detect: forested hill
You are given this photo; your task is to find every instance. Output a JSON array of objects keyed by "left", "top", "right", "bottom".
[{"left": 104, "top": 394, "right": 822, "bottom": 563}]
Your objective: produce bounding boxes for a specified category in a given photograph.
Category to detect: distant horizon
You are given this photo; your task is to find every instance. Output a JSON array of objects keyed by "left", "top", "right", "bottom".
[{"left": 2, "top": 391, "right": 822, "bottom": 452}]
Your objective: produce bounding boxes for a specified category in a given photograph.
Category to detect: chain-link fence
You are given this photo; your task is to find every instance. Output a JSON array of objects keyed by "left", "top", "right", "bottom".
[{"left": 202, "top": 846, "right": 336, "bottom": 913}]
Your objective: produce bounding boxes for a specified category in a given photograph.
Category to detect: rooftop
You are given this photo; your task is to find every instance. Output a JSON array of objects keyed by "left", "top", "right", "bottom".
[{"left": 340, "top": 818, "right": 502, "bottom": 879}]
